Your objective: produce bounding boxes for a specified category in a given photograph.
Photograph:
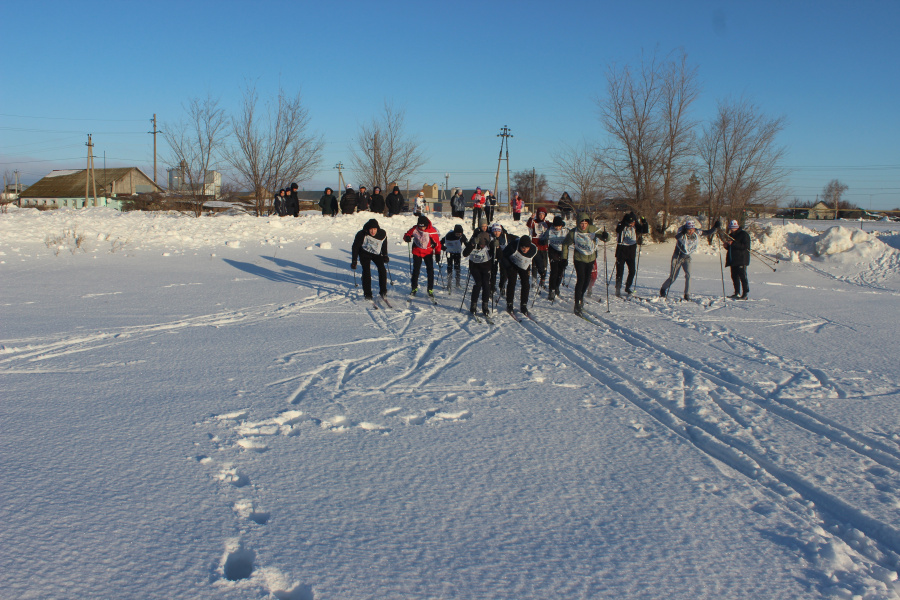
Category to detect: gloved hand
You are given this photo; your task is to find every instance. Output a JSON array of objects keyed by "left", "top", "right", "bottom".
[
  {"left": 714, "top": 220, "right": 722, "bottom": 230},
  {"left": 384, "top": 256, "right": 390, "bottom": 263},
  {"left": 403, "top": 235, "right": 411, "bottom": 243},
  {"left": 598, "top": 231, "right": 610, "bottom": 242},
  {"left": 351, "top": 261, "right": 357, "bottom": 270}
]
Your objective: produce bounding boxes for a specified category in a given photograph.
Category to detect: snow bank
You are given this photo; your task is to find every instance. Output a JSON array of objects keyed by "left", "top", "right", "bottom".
[{"left": 754, "top": 223, "right": 893, "bottom": 266}]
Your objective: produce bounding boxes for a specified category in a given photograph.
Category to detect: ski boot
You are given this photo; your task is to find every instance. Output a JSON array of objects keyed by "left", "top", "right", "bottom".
[
  {"left": 574, "top": 300, "right": 583, "bottom": 316},
  {"left": 548, "top": 290, "right": 556, "bottom": 302},
  {"left": 520, "top": 306, "right": 530, "bottom": 318},
  {"left": 410, "top": 287, "right": 418, "bottom": 296},
  {"left": 615, "top": 287, "right": 622, "bottom": 298}
]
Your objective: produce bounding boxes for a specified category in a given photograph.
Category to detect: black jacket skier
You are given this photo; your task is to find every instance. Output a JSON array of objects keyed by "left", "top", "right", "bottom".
[
  {"left": 319, "top": 188, "right": 338, "bottom": 217},
  {"left": 502, "top": 235, "right": 538, "bottom": 315},
  {"left": 614, "top": 212, "right": 649, "bottom": 296},
  {"left": 351, "top": 218, "right": 389, "bottom": 299},
  {"left": 463, "top": 225, "right": 496, "bottom": 316},
  {"left": 357, "top": 186, "right": 371, "bottom": 212},
  {"left": 723, "top": 220, "right": 751, "bottom": 299}
]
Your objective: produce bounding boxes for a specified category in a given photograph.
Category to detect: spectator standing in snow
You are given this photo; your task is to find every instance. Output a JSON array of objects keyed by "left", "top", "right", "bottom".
[
  {"left": 471, "top": 187, "right": 486, "bottom": 230},
  {"left": 542, "top": 216, "right": 569, "bottom": 301},
  {"left": 527, "top": 207, "right": 551, "bottom": 290},
  {"left": 511, "top": 192, "right": 524, "bottom": 221},
  {"left": 501, "top": 235, "right": 538, "bottom": 316},
  {"left": 319, "top": 187, "right": 337, "bottom": 217},
  {"left": 558, "top": 192, "right": 575, "bottom": 221},
  {"left": 463, "top": 221, "right": 496, "bottom": 317},
  {"left": 340, "top": 185, "right": 358, "bottom": 214},
  {"left": 413, "top": 191, "right": 427, "bottom": 216},
  {"left": 370, "top": 186, "right": 385, "bottom": 215},
  {"left": 387, "top": 186, "right": 404, "bottom": 217},
  {"left": 614, "top": 212, "right": 649, "bottom": 297},
  {"left": 351, "top": 218, "right": 389, "bottom": 300},
  {"left": 485, "top": 190, "right": 497, "bottom": 223},
  {"left": 723, "top": 219, "right": 751, "bottom": 299},
  {"left": 272, "top": 188, "right": 286, "bottom": 216},
  {"left": 562, "top": 213, "right": 609, "bottom": 316},
  {"left": 450, "top": 189, "right": 465, "bottom": 219},
  {"left": 357, "top": 185, "right": 371, "bottom": 212},
  {"left": 287, "top": 182, "right": 300, "bottom": 217},
  {"left": 659, "top": 218, "right": 719, "bottom": 300},
  {"left": 403, "top": 215, "right": 441, "bottom": 296},
  {"left": 441, "top": 224, "right": 468, "bottom": 289}
]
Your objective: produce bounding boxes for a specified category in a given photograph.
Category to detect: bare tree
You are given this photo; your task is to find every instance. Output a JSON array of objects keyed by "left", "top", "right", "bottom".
[
  {"left": 349, "top": 102, "right": 426, "bottom": 191},
  {"left": 596, "top": 49, "right": 700, "bottom": 237},
  {"left": 698, "top": 97, "right": 787, "bottom": 224},
  {"left": 512, "top": 169, "right": 549, "bottom": 212},
  {"left": 550, "top": 140, "right": 607, "bottom": 213},
  {"left": 224, "top": 86, "right": 324, "bottom": 217},
  {"left": 163, "top": 95, "right": 229, "bottom": 217},
  {"left": 822, "top": 179, "right": 849, "bottom": 217}
]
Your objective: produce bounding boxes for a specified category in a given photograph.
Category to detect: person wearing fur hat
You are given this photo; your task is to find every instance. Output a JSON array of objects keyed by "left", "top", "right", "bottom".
[
  {"left": 659, "top": 218, "right": 719, "bottom": 300},
  {"left": 489, "top": 222, "right": 513, "bottom": 296},
  {"left": 463, "top": 221, "right": 496, "bottom": 317},
  {"left": 351, "top": 219, "right": 389, "bottom": 300},
  {"left": 614, "top": 212, "right": 649, "bottom": 297},
  {"left": 340, "top": 185, "right": 358, "bottom": 214},
  {"left": 511, "top": 192, "right": 524, "bottom": 221},
  {"left": 471, "top": 187, "right": 486, "bottom": 230},
  {"left": 723, "top": 219, "right": 751, "bottom": 299},
  {"left": 501, "top": 234, "right": 539, "bottom": 316},
  {"left": 541, "top": 215, "right": 570, "bottom": 301},
  {"left": 562, "top": 213, "right": 609, "bottom": 316},
  {"left": 387, "top": 186, "right": 404, "bottom": 217},
  {"left": 441, "top": 224, "right": 469, "bottom": 289},
  {"left": 403, "top": 215, "right": 442, "bottom": 296},
  {"left": 319, "top": 187, "right": 338, "bottom": 217},
  {"left": 526, "top": 206, "right": 551, "bottom": 289}
]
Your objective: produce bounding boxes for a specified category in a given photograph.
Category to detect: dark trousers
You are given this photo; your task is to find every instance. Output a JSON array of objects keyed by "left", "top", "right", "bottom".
[
  {"left": 513, "top": 212, "right": 521, "bottom": 221},
  {"left": 549, "top": 259, "right": 566, "bottom": 293},
  {"left": 573, "top": 260, "right": 593, "bottom": 304},
  {"left": 485, "top": 206, "right": 494, "bottom": 223},
  {"left": 411, "top": 254, "right": 434, "bottom": 291},
  {"left": 505, "top": 266, "right": 531, "bottom": 309},
  {"left": 615, "top": 245, "right": 637, "bottom": 292},
  {"left": 453, "top": 209, "right": 465, "bottom": 219},
  {"left": 447, "top": 253, "right": 462, "bottom": 279},
  {"left": 472, "top": 207, "right": 484, "bottom": 229},
  {"left": 490, "top": 260, "right": 507, "bottom": 293},
  {"left": 470, "top": 263, "right": 492, "bottom": 312},
  {"left": 730, "top": 265, "right": 749, "bottom": 296},
  {"left": 532, "top": 249, "right": 548, "bottom": 279},
  {"left": 361, "top": 255, "right": 387, "bottom": 298}
]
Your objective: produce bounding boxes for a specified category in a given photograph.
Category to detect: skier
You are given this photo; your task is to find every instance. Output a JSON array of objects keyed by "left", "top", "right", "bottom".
[
  {"left": 370, "top": 186, "right": 386, "bottom": 215},
  {"left": 403, "top": 214, "right": 441, "bottom": 297},
  {"left": 511, "top": 191, "right": 524, "bottom": 221},
  {"left": 527, "top": 206, "right": 551, "bottom": 289},
  {"left": 562, "top": 213, "right": 609, "bottom": 316},
  {"left": 287, "top": 182, "right": 300, "bottom": 217},
  {"left": 542, "top": 215, "right": 569, "bottom": 301},
  {"left": 614, "top": 212, "right": 649, "bottom": 297},
  {"left": 357, "top": 185, "right": 371, "bottom": 212},
  {"left": 462, "top": 221, "right": 496, "bottom": 318},
  {"left": 386, "top": 186, "right": 404, "bottom": 217},
  {"left": 659, "top": 218, "right": 719, "bottom": 300},
  {"left": 340, "top": 185, "right": 358, "bottom": 214},
  {"left": 471, "top": 187, "right": 486, "bottom": 230},
  {"left": 450, "top": 189, "right": 466, "bottom": 220},
  {"left": 484, "top": 190, "right": 497, "bottom": 223},
  {"left": 723, "top": 219, "right": 751, "bottom": 299},
  {"left": 413, "top": 191, "right": 426, "bottom": 216},
  {"left": 318, "top": 187, "right": 337, "bottom": 217},
  {"left": 441, "top": 224, "right": 468, "bottom": 289},
  {"left": 351, "top": 218, "right": 389, "bottom": 300},
  {"left": 501, "top": 234, "right": 538, "bottom": 317},
  {"left": 489, "top": 222, "right": 514, "bottom": 295}
]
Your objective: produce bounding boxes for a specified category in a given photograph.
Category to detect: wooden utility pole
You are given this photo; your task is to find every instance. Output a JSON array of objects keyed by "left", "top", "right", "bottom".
[
  {"left": 85, "top": 134, "right": 97, "bottom": 207},
  {"left": 334, "top": 162, "right": 345, "bottom": 195},
  {"left": 494, "top": 126, "right": 512, "bottom": 213},
  {"left": 149, "top": 114, "right": 160, "bottom": 185},
  {"left": 532, "top": 168, "right": 536, "bottom": 214}
]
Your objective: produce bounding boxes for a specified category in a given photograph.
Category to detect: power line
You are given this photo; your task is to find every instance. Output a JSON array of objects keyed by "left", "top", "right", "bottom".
[{"left": 0, "top": 113, "right": 146, "bottom": 122}]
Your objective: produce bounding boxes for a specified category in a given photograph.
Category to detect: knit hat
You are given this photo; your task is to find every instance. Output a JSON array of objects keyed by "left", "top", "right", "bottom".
[
  {"left": 537, "top": 207, "right": 547, "bottom": 216},
  {"left": 684, "top": 219, "right": 697, "bottom": 230},
  {"left": 479, "top": 218, "right": 487, "bottom": 227},
  {"left": 476, "top": 186, "right": 482, "bottom": 192},
  {"left": 364, "top": 219, "right": 380, "bottom": 230},
  {"left": 624, "top": 212, "right": 636, "bottom": 224},
  {"left": 346, "top": 184, "right": 353, "bottom": 190},
  {"left": 491, "top": 223, "right": 503, "bottom": 232},
  {"left": 453, "top": 224, "right": 464, "bottom": 233},
  {"left": 417, "top": 215, "right": 429, "bottom": 227},
  {"left": 552, "top": 216, "right": 565, "bottom": 227},
  {"left": 728, "top": 219, "right": 739, "bottom": 230},
  {"left": 519, "top": 235, "right": 533, "bottom": 248},
  {"left": 290, "top": 182, "right": 298, "bottom": 190}
]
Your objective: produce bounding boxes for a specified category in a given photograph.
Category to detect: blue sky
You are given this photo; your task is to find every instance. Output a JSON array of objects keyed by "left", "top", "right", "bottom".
[{"left": 2, "top": 0, "right": 899, "bottom": 209}]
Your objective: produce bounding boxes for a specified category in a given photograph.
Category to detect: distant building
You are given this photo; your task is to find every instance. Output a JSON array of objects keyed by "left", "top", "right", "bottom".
[
  {"left": 19, "top": 168, "right": 162, "bottom": 210},
  {"left": 167, "top": 168, "right": 221, "bottom": 199},
  {"left": 808, "top": 201, "right": 834, "bottom": 220}
]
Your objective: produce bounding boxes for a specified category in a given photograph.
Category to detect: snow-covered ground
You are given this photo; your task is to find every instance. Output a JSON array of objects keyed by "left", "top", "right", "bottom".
[{"left": 2, "top": 207, "right": 899, "bottom": 599}]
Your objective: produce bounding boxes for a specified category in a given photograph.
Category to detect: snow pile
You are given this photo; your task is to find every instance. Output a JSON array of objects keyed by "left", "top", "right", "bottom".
[{"left": 755, "top": 222, "right": 893, "bottom": 266}]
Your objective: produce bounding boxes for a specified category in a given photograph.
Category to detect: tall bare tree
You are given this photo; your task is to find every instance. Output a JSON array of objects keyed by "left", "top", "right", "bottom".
[
  {"left": 822, "top": 179, "right": 849, "bottom": 217},
  {"left": 698, "top": 97, "right": 787, "bottom": 224},
  {"left": 512, "top": 169, "right": 549, "bottom": 212},
  {"left": 224, "top": 86, "right": 324, "bottom": 217},
  {"left": 163, "top": 95, "right": 229, "bottom": 217},
  {"left": 596, "top": 49, "right": 699, "bottom": 236},
  {"left": 550, "top": 140, "right": 607, "bottom": 213},
  {"left": 349, "top": 102, "right": 426, "bottom": 191}
]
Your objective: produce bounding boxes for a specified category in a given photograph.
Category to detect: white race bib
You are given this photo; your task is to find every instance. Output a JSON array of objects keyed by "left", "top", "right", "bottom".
[
  {"left": 468, "top": 245, "right": 491, "bottom": 264},
  {"left": 574, "top": 232, "right": 596, "bottom": 256},
  {"left": 548, "top": 229, "right": 567, "bottom": 251},
  {"left": 620, "top": 227, "right": 637, "bottom": 246},
  {"left": 510, "top": 250, "right": 533, "bottom": 270},
  {"left": 413, "top": 228, "right": 432, "bottom": 250},
  {"left": 362, "top": 235, "right": 384, "bottom": 255},
  {"left": 445, "top": 238, "right": 463, "bottom": 254}
]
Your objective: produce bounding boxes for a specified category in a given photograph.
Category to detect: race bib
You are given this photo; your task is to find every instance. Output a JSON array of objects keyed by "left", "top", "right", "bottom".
[
  {"left": 682, "top": 232, "right": 699, "bottom": 255},
  {"left": 413, "top": 228, "right": 432, "bottom": 250},
  {"left": 548, "top": 229, "right": 567, "bottom": 251},
  {"left": 574, "top": 232, "right": 596, "bottom": 256},
  {"left": 620, "top": 227, "right": 637, "bottom": 246},
  {"left": 510, "top": 250, "right": 533, "bottom": 270},
  {"left": 469, "top": 245, "right": 491, "bottom": 264},
  {"left": 532, "top": 220, "right": 549, "bottom": 238},
  {"left": 362, "top": 235, "right": 383, "bottom": 255},
  {"left": 445, "top": 238, "right": 463, "bottom": 254}
]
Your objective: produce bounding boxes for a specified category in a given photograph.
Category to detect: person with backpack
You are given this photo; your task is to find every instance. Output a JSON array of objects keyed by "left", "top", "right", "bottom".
[
  {"left": 723, "top": 219, "right": 751, "bottom": 299},
  {"left": 351, "top": 218, "right": 389, "bottom": 300},
  {"left": 501, "top": 235, "right": 538, "bottom": 317},
  {"left": 463, "top": 221, "right": 496, "bottom": 318},
  {"left": 441, "top": 224, "right": 468, "bottom": 289},
  {"left": 403, "top": 215, "right": 441, "bottom": 297},
  {"left": 562, "top": 213, "right": 609, "bottom": 316},
  {"left": 659, "top": 218, "right": 719, "bottom": 300},
  {"left": 542, "top": 216, "right": 569, "bottom": 302},
  {"left": 614, "top": 212, "right": 649, "bottom": 297}
]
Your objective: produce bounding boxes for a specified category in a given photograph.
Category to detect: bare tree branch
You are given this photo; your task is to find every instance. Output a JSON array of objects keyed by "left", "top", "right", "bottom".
[
  {"left": 349, "top": 102, "right": 426, "bottom": 191},
  {"left": 550, "top": 140, "right": 607, "bottom": 214}
]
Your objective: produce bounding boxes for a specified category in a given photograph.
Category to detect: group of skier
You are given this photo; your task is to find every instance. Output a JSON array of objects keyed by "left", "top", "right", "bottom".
[{"left": 349, "top": 203, "right": 752, "bottom": 316}]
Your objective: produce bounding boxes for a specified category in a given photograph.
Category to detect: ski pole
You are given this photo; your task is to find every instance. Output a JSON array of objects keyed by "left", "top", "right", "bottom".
[
  {"left": 458, "top": 268, "right": 472, "bottom": 313},
  {"left": 436, "top": 252, "right": 445, "bottom": 288},
  {"left": 634, "top": 241, "right": 642, "bottom": 291},
  {"left": 717, "top": 234, "right": 727, "bottom": 300},
  {"left": 387, "top": 262, "right": 395, "bottom": 286},
  {"left": 353, "top": 267, "right": 358, "bottom": 288},
  {"left": 604, "top": 239, "right": 610, "bottom": 313}
]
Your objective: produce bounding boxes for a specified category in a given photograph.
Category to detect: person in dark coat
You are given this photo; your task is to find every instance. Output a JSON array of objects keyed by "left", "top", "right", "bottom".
[
  {"left": 484, "top": 191, "right": 497, "bottom": 223},
  {"left": 723, "top": 219, "right": 751, "bottom": 299},
  {"left": 370, "top": 186, "right": 386, "bottom": 215},
  {"left": 351, "top": 218, "right": 389, "bottom": 300},
  {"left": 614, "top": 212, "right": 649, "bottom": 297},
  {"left": 450, "top": 189, "right": 465, "bottom": 219},
  {"left": 542, "top": 216, "right": 569, "bottom": 301},
  {"left": 340, "top": 185, "right": 358, "bottom": 214},
  {"left": 319, "top": 187, "right": 338, "bottom": 217},
  {"left": 357, "top": 186, "right": 371, "bottom": 212},
  {"left": 558, "top": 192, "right": 575, "bottom": 220},
  {"left": 386, "top": 186, "right": 404, "bottom": 217},
  {"left": 441, "top": 223, "right": 468, "bottom": 289},
  {"left": 501, "top": 235, "right": 538, "bottom": 316},
  {"left": 489, "top": 222, "right": 514, "bottom": 295},
  {"left": 273, "top": 189, "right": 286, "bottom": 216},
  {"left": 463, "top": 221, "right": 496, "bottom": 317},
  {"left": 287, "top": 182, "right": 300, "bottom": 217}
]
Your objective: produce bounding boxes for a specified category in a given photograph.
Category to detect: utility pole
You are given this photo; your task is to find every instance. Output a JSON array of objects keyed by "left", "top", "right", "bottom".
[
  {"left": 85, "top": 134, "right": 97, "bottom": 207},
  {"left": 444, "top": 173, "right": 450, "bottom": 201},
  {"left": 494, "top": 126, "right": 513, "bottom": 213},
  {"left": 148, "top": 114, "right": 160, "bottom": 185},
  {"left": 334, "top": 162, "right": 344, "bottom": 196},
  {"left": 532, "top": 168, "right": 536, "bottom": 214},
  {"left": 14, "top": 169, "right": 21, "bottom": 205}
]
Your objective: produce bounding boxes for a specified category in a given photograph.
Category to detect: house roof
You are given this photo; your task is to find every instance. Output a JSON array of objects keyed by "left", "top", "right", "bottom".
[{"left": 21, "top": 167, "right": 162, "bottom": 198}]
